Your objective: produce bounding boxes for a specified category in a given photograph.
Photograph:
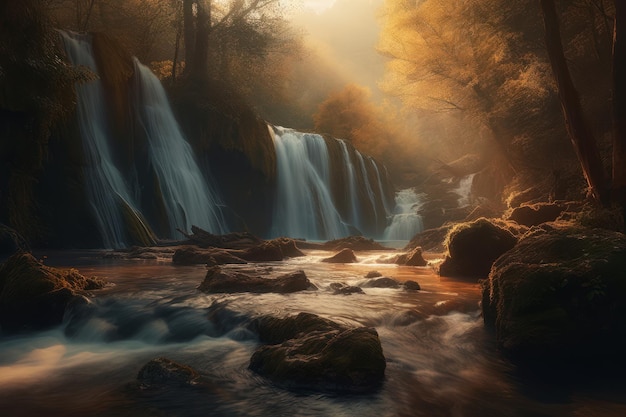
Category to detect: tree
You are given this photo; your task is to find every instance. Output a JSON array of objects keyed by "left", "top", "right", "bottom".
[{"left": 541, "top": 0, "right": 625, "bottom": 213}]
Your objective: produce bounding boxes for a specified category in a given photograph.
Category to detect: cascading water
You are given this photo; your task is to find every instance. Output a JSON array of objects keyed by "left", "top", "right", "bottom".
[
  {"left": 271, "top": 128, "right": 348, "bottom": 240},
  {"left": 383, "top": 188, "right": 424, "bottom": 241},
  {"left": 62, "top": 32, "right": 144, "bottom": 249},
  {"left": 133, "top": 59, "right": 226, "bottom": 236},
  {"left": 455, "top": 173, "right": 476, "bottom": 207},
  {"left": 338, "top": 140, "right": 361, "bottom": 229}
]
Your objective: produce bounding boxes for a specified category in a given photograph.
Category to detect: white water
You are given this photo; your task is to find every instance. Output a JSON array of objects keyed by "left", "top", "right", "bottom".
[
  {"left": 271, "top": 128, "right": 349, "bottom": 239},
  {"left": 62, "top": 32, "right": 143, "bottom": 249},
  {"left": 383, "top": 189, "right": 424, "bottom": 241},
  {"left": 2, "top": 253, "right": 620, "bottom": 417},
  {"left": 455, "top": 174, "right": 476, "bottom": 207},
  {"left": 338, "top": 140, "right": 361, "bottom": 229},
  {"left": 133, "top": 59, "right": 226, "bottom": 236}
]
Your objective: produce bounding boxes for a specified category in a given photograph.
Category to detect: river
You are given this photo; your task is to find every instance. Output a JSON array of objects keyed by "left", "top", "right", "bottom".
[{"left": 0, "top": 249, "right": 624, "bottom": 416}]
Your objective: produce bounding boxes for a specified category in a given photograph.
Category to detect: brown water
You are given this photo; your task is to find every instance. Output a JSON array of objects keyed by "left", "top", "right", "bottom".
[{"left": 0, "top": 249, "right": 625, "bottom": 416}]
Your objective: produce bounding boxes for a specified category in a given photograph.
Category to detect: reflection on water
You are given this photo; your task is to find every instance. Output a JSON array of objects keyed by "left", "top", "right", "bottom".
[{"left": 1, "top": 250, "right": 625, "bottom": 416}]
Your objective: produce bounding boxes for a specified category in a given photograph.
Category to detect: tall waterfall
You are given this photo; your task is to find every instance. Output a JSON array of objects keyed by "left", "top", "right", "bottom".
[
  {"left": 271, "top": 128, "right": 348, "bottom": 240},
  {"left": 338, "top": 140, "right": 361, "bottom": 228},
  {"left": 62, "top": 32, "right": 226, "bottom": 247},
  {"left": 383, "top": 189, "right": 424, "bottom": 241},
  {"left": 133, "top": 59, "right": 226, "bottom": 236},
  {"left": 62, "top": 32, "right": 143, "bottom": 248},
  {"left": 455, "top": 174, "right": 476, "bottom": 207}
]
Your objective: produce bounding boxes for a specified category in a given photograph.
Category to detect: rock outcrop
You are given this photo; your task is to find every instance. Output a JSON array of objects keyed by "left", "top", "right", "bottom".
[
  {"left": 0, "top": 252, "right": 106, "bottom": 333},
  {"left": 439, "top": 218, "right": 517, "bottom": 278},
  {"left": 482, "top": 226, "right": 626, "bottom": 368}
]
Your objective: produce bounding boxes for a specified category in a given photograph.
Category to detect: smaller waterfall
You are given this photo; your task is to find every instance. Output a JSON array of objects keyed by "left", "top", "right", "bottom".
[
  {"left": 271, "top": 128, "right": 348, "bottom": 240},
  {"left": 133, "top": 59, "right": 226, "bottom": 236},
  {"left": 455, "top": 174, "right": 476, "bottom": 207},
  {"left": 383, "top": 189, "right": 424, "bottom": 241}
]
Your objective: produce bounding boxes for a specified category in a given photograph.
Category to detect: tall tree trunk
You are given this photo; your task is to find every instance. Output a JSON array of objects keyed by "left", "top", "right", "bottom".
[
  {"left": 183, "top": 0, "right": 196, "bottom": 72},
  {"left": 190, "top": 0, "right": 210, "bottom": 80},
  {"left": 612, "top": 1, "right": 626, "bottom": 210},
  {"left": 540, "top": 0, "right": 609, "bottom": 205}
]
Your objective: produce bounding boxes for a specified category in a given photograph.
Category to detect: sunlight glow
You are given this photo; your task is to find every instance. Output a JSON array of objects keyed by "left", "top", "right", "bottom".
[{"left": 304, "top": 0, "right": 336, "bottom": 14}]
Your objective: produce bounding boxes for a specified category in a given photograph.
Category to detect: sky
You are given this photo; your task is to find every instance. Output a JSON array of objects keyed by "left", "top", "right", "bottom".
[{"left": 292, "top": 0, "right": 386, "bottom": 101}]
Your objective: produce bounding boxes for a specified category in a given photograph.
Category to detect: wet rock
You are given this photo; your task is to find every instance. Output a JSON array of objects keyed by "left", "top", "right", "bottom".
[
  {"left": 403, "top": 280, "right": 421, "bottom": 291},
  {"left": 0, "top": 252, "right": 106, "bottom": 333},
  {"left": 482, "top": 227, "right": 626, "bottom": 368},
  {"left": 321, "top": 236, "right": 389, "bottom": 251},
  {"left": 251, "top": 312, "right": 344, "bottom": 344},
  {"left": 404, "top": 225, "right": 452, "bottom": 252},
  {"left": 248, "top": 313, "right": 386, "bottom": 393},
  {"left": 394, "top": 246, "right": 428, "bottom": 266},
  {"left": 439, "top": 218, "right": 517, "bottom": 278},
  {"left": 365, "top": 271, "right": 382, "bottom": 278},
  {"left": 241, "top": 238, "right": 305, "bottom": 262},
  {"left": 138, "top": 357, "right": 201, "bottom": 388},
  {"left": 321, "top": 248, "right": 357, "bottom": 263},
  {"left": 172, "top": 246, "right": 247, "bottom": 265},
  {"left": 362, "top": 277, "right": 400, "bottom": 289},
  {"left": 198, "top": 267, "right": 316, "bottom": 294},
  {"left": 507, "top": 202, "right": 566, "bottom": 227},
  {"left": 329, "top": 282, "right": 365, "bottom": 295}
]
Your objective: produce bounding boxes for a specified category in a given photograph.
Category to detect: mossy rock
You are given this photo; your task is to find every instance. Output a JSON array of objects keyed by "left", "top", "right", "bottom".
[
  {"left": 482, "top": 227, "right": 626, "bottom": 368},
  {"left": 0, "top": 252, "right": 106, "bottom": 333},
  {"left": 248, "top": 313, "right": 386, "bottom": 393},
  {"left": 439, "top": 218, "right": 517, "bottom": 278}
]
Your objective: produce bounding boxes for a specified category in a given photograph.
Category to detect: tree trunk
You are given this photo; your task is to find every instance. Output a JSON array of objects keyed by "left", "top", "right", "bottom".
[
  {"left": 612, "top": 1, "right": 626, "bottom": 209},
  {"left": 540, "top": 0, "right": 609, "bottom": 205},
  {"left": 183, "top": 0, "right": 196, "bottom": 72},
  {"left": 189, "top": 0, "right": 210, "bottom": 80}
]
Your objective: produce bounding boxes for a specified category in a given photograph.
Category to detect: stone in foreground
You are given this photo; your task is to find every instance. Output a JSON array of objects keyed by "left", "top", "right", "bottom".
[
  {"left": 198, "top": 266, "right": 316, "bottom": 293},
  {"left": 249, "top": 313, "right": 386, "bottom": 393}
]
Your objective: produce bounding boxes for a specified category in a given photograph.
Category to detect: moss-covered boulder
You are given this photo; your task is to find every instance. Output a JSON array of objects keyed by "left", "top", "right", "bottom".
[
  {"left": 507, "top": 202, "right": 566, "bottom": 227},
  {"left": 482, "top": 227, "right": 626, "bottom": 367},
  {"left": 439, "top": 218, "right": 517, "bottom": 278},
  {"left": 0, "top": 252, "right": 106, "bottom": 333},
  {"left": 248, "top": 313, "right": 386, "bottom": 393}
]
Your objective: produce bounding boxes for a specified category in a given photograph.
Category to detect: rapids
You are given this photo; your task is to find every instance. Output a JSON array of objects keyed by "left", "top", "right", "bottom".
[{"left": 1, "top": 250, "right": 624, "bottom": 417}]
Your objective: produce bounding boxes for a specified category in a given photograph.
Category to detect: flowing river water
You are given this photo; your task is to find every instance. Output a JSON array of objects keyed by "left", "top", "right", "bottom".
[{"left": 0, "top": 249, "right": 625, "bottom": 417}]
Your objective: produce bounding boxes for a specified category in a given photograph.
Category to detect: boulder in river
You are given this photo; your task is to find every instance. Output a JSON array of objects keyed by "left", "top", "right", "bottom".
[
  {"left": 0, "top": 251, "right": 106, "bottom": 333},
  {"left": 394, "top": 246, "right": 428, "bottom": 266},
  {"left": 439, "top": 218, "right": 517, "bottom": 278},
  {"left": 241, "top": 238, "right": 306, "bottom": 262},
  {"left": 172, "top": 246, "right": 247, "bottom": 265},
  {"left": 482, "top": 226, "right": 626, "bottom": 369},
  {"left": 321, "top": 236, "right": 389, "bottom": 251},
  {"left": 138, "top": 357, "right": 201, "bottom": 388},
  {"left": 329, "top": 282, "right": 365, "bottom": 295},
  {"left": 198, "top": 267, "right": 316, "bottom": 294},
  {"left": 361, "top": 277, "right": 401, "bottom": 289},
  {"left": 248, "top": 312, "right": 386, "bottom": 393},
  {"left": 321, "top": 248, "right": 357, "bottom": 263}
]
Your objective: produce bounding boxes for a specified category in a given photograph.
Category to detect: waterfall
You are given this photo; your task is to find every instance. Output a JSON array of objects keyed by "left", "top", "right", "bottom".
[
  {"left": 62, "top": 31, "right": 227, "bottom": 247},
  {"left": 383, "top": 189, "right": 424, "bottom": 241},
  {"left": 271, "top": 128, "right": 348, "bottom": 240},
  {"left": 455, "top": 174, "right": 476, "bottom": 207},
  {"left": 133, "top": 59, "right": 226, "bottom": 236},
  {"left": 62, "top": 32, "right": 143, "bottom": 248},
  {"left": 338, "top": 140, "right": 361, "bottom": 229}
]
